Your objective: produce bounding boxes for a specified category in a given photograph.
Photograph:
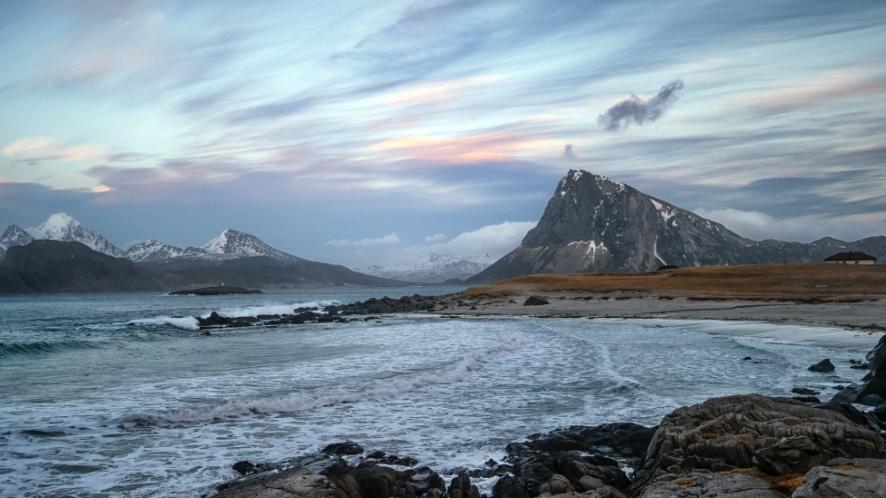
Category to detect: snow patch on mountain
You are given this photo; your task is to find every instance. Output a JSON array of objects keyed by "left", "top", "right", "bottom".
[
  {"left": 125, "top": 240, "right": 185, "bottom": 262},
  {"left": 362, "top": 253, "right": 488, "bottom": 283},
  {"left": 28, "top": 213, "right": 123, "bottom": 256},
  {"left": 200, "top": 229, "right": 295, "bottom": 260}
]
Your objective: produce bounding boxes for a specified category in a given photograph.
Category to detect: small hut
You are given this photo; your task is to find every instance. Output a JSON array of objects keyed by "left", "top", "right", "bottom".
[{"left": 823, "top": 251, "right": 877, "bottom": 265}]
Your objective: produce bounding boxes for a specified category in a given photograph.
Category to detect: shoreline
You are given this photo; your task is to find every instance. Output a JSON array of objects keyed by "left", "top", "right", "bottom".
[{"left": 425, "top": 292, "right": 886, "bottom": 332}]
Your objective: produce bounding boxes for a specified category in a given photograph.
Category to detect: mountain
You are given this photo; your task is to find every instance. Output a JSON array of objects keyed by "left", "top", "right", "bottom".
[
  {"left": 199, "top": 229, "right": 296, "bottom": 260},
  {"left": 28, "top": 213, "right": 123, "bottom": 257},
  {"left": 469, "top": 169, "right": 886, "bottom": 283},
  {"left": 124, "top": 240, "right": 186, "bottom": 262},
  {"left": 0, "top": 240, "right": 161, "bottom": 293},
  {"left": 0, "top": 224, "right": 34, "bottom": 260},
  {"left": 363, "top": 253, "right": 488, "bottom": 284}
]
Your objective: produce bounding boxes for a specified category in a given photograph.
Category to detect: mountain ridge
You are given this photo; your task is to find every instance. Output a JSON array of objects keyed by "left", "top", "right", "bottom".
[{"left": 468, "top": 169, "right": 885, "bottom": 283}]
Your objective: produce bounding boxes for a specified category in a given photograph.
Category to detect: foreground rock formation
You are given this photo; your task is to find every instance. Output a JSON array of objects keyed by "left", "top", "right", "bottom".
[{"left": 208, "top": 394, "right": 886, "bottom": 498}]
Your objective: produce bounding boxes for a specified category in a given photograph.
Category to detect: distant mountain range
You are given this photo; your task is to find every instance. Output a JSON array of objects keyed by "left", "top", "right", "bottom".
[
  {"left": 361, "top": 253, "right": 489, "bottom": 284},
  {"left": 469, "top": 169, "right": 886, "bottom": 283},
  {"left": 0, "top": 213, "right": 405, "bottom": 293}
]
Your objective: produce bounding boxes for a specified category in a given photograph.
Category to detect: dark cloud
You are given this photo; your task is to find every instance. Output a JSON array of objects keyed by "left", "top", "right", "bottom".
[
  {"left": 562, "top": 144, "right": 577, "bottom": 160},
  {"left": 598, "top": 80, "right": 684, "bottom": 131}
]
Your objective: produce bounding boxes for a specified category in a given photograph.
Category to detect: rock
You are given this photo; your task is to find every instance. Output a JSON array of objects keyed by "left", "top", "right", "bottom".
[
  {"left": 198, "top": 311, "right": 232, "bottom": 327},
  {"left": 493, "top": 475, "right": 529, "bottom": 498},
  {"left": 526, "top": 423, "right": 656, "bottom": 459},
  {"left": 538, "top": 474, "right": 573, "bottom": 495},
  {"left": 523, "top": 296, "right": 550, "bottom": 306},
  {"left": 632, "top": 395, "right": 886, "bottom": 493},
  {"left": 791, "top": 395, "right": 821, "bottom": 404},
  {"left": 638, "top": 470, "right": 786, "bottom": 498},
  {"left": 792, "top": 458, "right": 886, "bottom": 498},
  {"left": 232, "top": 460, "right": 255, "bottom": 475},
  {"left": 448, "top": 471, "right": 480, "bottom": 498},
  {"left": 409, "top": 466, "right": 446, "bottom": 495},
  {"left": 170, "top": 286, "right": 261, "bottom": 295},
  {"left": 743, "top": 356, "right": 753, "bottom": 361},
  {"left": 322, "top": 441, "right": 364, "bottom": 455},
  {"left": 791, "top": 388, "right": 819, "bottom": 396},
  {"left": 808, "top": 359, "right": 835, "bottom": 373},
  {"left": 859, "top": 394, "right": 886, "bottom": 407},
  {"left": 578, "top": 475, "right": 605, "bottom": 491},
  {"left": 213, "top": 467, "right": 340, "bottom": 498}
]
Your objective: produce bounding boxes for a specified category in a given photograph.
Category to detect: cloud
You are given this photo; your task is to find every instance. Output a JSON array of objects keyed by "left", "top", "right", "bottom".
[
  {"left": 692, "top": 207, "right": 777, "bottom": 239},
  {"left": 2, "top": 137, "right": 106, "bottom": 161},
  {"left": 424, "top": 233, "right": 447, "bottom": 243},
  {"left": 325, "top": 232, "right": 401, "bottom": 247},
  {"left": 562, "top": 144, "right": 577, "bottom": 160},
  {"left": 598, "top": 80, "right": 684, "bottom": 131},
  {"left": 2, "top": 137, "right": 52, "bottom": 157},
  {"left": 403, "top": 220, "right": 536, "bottom": 263}
]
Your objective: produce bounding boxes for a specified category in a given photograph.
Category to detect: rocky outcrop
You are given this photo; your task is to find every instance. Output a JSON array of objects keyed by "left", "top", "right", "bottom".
[
  {"left": 791, "top": 458, "right": 886, "bottom": 498},
  {"left": 170, "top": 286, "right": 261, "bottom": 295},
  {"left": 523, "top": 296, "right": 550, "bottom": 306},
  {"left": 326, "top": 295, "right": 438, "bottom": 315},
  {"left": 632, "top": 395, "right": 886, "bottom": 495},
  {"left": 638, "top": 470, "right": 785, "bottom": 498},
  {"left": 827, "top": 334, "right": 886, "bottom": 411}
]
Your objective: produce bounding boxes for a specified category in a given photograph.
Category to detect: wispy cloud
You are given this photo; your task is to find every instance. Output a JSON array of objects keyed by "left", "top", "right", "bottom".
[{"left": 325, "top": 233, "right": 401, "bottom": 247}]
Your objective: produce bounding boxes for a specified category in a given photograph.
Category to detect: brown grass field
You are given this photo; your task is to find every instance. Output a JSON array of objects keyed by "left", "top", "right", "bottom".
[{"left": 463, "top": 264, "right": 886, "bottom": 302}]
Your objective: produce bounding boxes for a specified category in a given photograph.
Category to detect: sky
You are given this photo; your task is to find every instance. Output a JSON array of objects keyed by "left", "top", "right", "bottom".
[{"left": 1, "top": 0, "right": 885, "bottom": 267}]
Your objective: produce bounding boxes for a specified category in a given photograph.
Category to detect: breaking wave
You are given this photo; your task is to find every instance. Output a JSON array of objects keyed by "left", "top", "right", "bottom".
[
  {"left": 119, "top": 342, "right": 520, "bottom": 427},
  {"left": 127, "top": 316, "right": 200, "bottom": 330},
  {"left": 207, "top": 300, "right": 340, "bottom": 319}
]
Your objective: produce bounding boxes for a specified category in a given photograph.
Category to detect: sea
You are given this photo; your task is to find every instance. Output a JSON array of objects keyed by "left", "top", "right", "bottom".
[{"left": 0, "top": 286, "right": 879, "bottom": 497}]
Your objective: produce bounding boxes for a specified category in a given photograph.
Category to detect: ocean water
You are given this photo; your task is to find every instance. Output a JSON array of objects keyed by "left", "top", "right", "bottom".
[{"left": 0, "top": 288, "right": 879, "bottom": 497}]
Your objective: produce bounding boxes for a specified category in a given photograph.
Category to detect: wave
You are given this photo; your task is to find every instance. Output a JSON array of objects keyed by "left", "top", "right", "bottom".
[
  {"left": 119, "top": 342, "right": 520, "bottom": 427},
  {"left": 127, "top": 316, "right": 200, "bottom": 331},
  {"left": 0, "top": 339, "right": 99, "bottom": 358},
  {"left": 206, "top": 300, "right": 340, "bottom": 319}
]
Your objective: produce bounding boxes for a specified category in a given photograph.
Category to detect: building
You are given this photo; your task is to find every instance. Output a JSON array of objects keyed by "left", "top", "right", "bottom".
[{"left": 823, "top": 251, "right": 877, "bottom": 265}]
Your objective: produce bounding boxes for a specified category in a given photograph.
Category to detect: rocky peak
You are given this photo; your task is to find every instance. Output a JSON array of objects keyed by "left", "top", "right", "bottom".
[
  {"left": 125, "top": 240, "right": 185, "bottom": 263},
  {"left": 0, "top": 224, "right": 34, "bottom": 251},
  {"left": 201, "top": 229, "right": 295, "bottom": 260},
  {"left": 28, "top": 212, "right": 123, "bottom": 257}
]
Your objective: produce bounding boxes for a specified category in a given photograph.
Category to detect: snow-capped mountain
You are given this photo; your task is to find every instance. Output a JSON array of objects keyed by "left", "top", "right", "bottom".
[
  {"left": 27, "top": 213, "right": 123, "bottom": 257},
  {"left": 199, "top": 229, "right": 296, "bottom": 260},
  {"left": 363, "top": 253, "right": 489, "bottom": 283},
  {"left": 0, "top": 224, "right": 34, "bottom": 259},
  {"left": 124, "top": 240, "right": 186, "bottom": 263}
]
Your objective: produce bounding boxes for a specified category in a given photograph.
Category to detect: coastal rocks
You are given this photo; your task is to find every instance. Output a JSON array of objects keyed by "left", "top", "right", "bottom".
[
  {"left": 501, "top": 423, "right": 654, "bottom": 497},
  {"left": 170, "top": 286, "right": 261, "bottom": 295},
  {"left": 523, "top": 296, "right": 550, "bottom": 306},
  {"left": 792, "top": 458, "right": 886, "bottom": 498},
  {"left": 826, "top": 334, "right": 886, "bottom": 413},
  {"left": 326, "top": 295, "right": 437, "bottom": 315},
  {"left": 448, "top": 471, "right": 481, "bottom": 498},
  {"left": 632, "top": 395, "right": 886, "bottom": 494},
  {"left": 790, "top": 388, "right": 819, "bottom": 396},
  {"left": 322, "top": 441, "right": 364, "bottom": 455},
  {"left": 807, "top": 359, "right": 835, "bottom": 373}
]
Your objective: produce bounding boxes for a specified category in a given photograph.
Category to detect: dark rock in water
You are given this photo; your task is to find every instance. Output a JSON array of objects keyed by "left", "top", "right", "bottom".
[
  {"left": 231, "top": 460, "right": 254, "bottom": 475},
  {"left": 523, "top": 296, "right": 549, "bottom": 306},
  {"left": 448, "top": 471, "right": 481, "bottom": 498},
  {"left": 631, "top": 394, "right": 886, "bottom": 494},
  {"left": 825, "top": 334, "right": 886, "bottom": 408},
  {"left": 792, "top": 458, "right": 886, "bottom": 498},
  {"left": 170, "top": 286, "right": 261, "bottom": 296},
  {"left": 365, "top": 452, "right": 419, "bottom": 467},
  {"left": 322, "top": 441, "right": 364, "bottom": 455},
  {"left": 197, "top": 311, "right": 231, "bottom": 327},
  {"left": 742, "top": 356, "right": 752, "bottom": 361},
  {"left": 231, "top": 460, "right": 272, "bottom": 476},
  {"left": 808, "top": 358, "right": 835, "bottom": 372},
  {"left": 409, "top": 466, "right": 445, "bottom": 495},
  {"left": 791, "top": 387, "right": 820, "bottom": 396},
  {"left": 492, "top": 475, "right": 528, "bottom": 498},
  {"left": 326, "top": 294, "right": 437, "bottom": 315},
  {"left": 851, "top": 361, "right": 870, "bottom": 370}
]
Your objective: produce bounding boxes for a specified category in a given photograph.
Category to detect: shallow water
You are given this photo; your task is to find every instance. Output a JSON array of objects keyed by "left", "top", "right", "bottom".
[{"left": 0, "top": 288, "right": 877, "bottom": 497}]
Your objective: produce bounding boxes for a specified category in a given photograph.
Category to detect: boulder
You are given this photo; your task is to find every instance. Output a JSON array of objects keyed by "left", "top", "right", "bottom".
[
  {"left": 638, "top": 470, "right": 786, "bottom": 498},
  {"left": 448, "top": 471, "right": 481, "bottom": 498},
  {"left": 808, "top": 359, "right": 835, "bottom": 373},
  {"left": 792, "top": 458, "right": 886, "bottom": 498},
  {"left": 493, "top": 475, "right": 529, "bottom": 498},
  {"left": 538, "top": 474, "right": 573, "bottom": 495},
  {"left": 213, "top": 467, "right": 341, "bottom": 498},
  {"left": 322, "top": 441, "right": 364, "bottom": 455},
  {"left": 524, "top": 296, "right": 550, "bottom": 306},
  {"left": 632, "top": 395, "right": 886, "bottom": 493},
  {"left": 790, "top": 388, "right": 819, "bottom": 396},
  {"left": 408, "top": 466, "right": 445, "bottom": 495}
]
